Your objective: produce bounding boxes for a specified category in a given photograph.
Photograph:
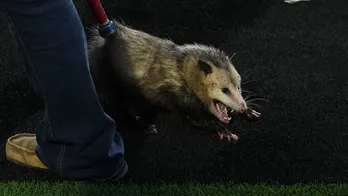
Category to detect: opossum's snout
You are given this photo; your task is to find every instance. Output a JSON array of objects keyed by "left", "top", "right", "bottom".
[
  {"left": 207, "top": 76, "right": 249, "bottom": 124},
  {"left": 238, "top": 101, "right": 247, "bottom": 113},
  {"left": 209, "top": 88, "right": 246, "bottom": 124}
]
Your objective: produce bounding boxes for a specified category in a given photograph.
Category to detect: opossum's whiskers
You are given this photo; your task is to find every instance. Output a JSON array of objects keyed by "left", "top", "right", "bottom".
[
  {"left": 242, "top": 91, "right": 253, "bottom": 97},
  {"left": 242, "top": 89, "right": 252, "bottom": 94},
  {"left": 241, "top": 79, "right": 256, "bottom": 85},
  {"left": 244, "top": 94, "right": 253, "bottom": 101},
  {"left": 229, "top": 53, "right": 236, "bottom": 61},
  {"left": 246, "top": 97, "right": 269, "bottom": 103},
  {"left": 241, "top": 70, "right": 253, "bottom": 81},
  {"left": 245, "top": 95, "right": 268, "bottom": 110},
  {"left": 246, "top": 102, "right": 263, "bottom": 110},
  {"left": 244, "top": 93, "right": 259, "bottom": 101}
]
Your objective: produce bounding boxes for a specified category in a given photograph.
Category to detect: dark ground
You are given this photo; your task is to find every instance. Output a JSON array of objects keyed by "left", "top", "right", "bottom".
[{"left": 1, "top": 0, "right": 348, "bottom": 185}]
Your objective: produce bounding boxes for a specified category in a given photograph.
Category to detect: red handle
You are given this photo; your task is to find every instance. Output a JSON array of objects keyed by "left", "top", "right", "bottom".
[{"left": 86, "top": 0, "right": 109, "bottom": 24}]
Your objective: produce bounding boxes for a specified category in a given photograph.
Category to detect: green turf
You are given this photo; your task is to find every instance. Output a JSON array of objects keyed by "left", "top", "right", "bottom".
[{"left": 0, "top": 181, "right": 347, "bottom": 196}]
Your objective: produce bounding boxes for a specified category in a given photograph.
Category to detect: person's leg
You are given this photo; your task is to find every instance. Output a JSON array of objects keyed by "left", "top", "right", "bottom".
[{"left": 0, "top": 0, "right": 127, "bottom": 181}]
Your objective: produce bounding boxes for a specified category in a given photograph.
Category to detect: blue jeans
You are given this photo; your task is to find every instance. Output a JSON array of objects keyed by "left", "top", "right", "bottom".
[{"left": 0, "top": 0, "right": 128, "bottom": 180}]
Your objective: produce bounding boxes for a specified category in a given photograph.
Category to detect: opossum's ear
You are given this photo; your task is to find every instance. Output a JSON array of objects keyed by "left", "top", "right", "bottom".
[{"left": 198, "top": 60, "right": 212, "bottom": 75}]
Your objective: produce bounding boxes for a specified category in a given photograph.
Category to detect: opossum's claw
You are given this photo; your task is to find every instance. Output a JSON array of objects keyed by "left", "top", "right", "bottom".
[
  {"left": 145, "top": 124, "right": 157, "bottom": 134},
  {"left": 129, "top": 111, "right": 142, "bottom": 121},
  {"left": 246, "top": 108, "right": 261, "bottom": 119},
  {"left": 135, "top": 115, "right": 141, "bottom": 121},
  {"left": 217, "top": 130, "right": 238, "bottom": 142}
]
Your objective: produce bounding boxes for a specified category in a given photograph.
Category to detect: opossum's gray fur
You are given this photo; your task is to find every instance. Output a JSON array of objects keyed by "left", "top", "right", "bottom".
[{"left": 86, "top": 19, "right": 238, "bottom": 133}]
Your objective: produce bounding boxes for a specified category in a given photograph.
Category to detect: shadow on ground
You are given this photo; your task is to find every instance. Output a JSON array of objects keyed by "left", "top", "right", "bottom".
[{"left": 1, "top": 0, "right": 348, "bottom": 184}]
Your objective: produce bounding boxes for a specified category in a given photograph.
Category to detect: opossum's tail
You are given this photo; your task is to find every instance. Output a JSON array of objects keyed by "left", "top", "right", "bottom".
[
  {"left": 86, "top": 0, "right": 116, "bottom": 38},
  {"left": 87, "top": 27, "right": 107, "bottom": 72},
  {"left": 86, "top": 28, "right": 111, "bottom": 103},
  {"left": 85, "top": 0, "right": 113, "bottom": 79},
  {"left": 86, "top": 20, "right": 137, "bottom": 92}
]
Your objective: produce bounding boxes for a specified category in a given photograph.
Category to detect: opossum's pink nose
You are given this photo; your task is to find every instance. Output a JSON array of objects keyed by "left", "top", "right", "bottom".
[{"left": 239, "top": 103, "right": 247, "bottom": 113}]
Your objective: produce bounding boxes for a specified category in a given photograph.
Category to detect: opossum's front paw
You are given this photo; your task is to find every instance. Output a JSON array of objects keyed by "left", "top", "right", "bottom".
[
  {"left": 144, "top": 124, "right": 157, "bottom": 134},
  {"left": 245, "top": 108, "right": 261, "bottom": 119},
  {"left": 217, "top": 130, "right": 239, "bottom": 142}
]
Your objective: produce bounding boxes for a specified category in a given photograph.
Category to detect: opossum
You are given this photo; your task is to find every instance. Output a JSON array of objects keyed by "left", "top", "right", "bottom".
[{"left": 87, "top": 19, "right": 261, "bottom": 142}]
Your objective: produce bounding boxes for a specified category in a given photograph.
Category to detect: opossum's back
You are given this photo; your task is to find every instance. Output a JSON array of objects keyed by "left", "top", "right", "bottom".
[
  {"left": 109, "top": 21, "right": 185, "bottom": 91},
  {"left": 88, "top": 21, "right": 188, "bottom": 107},
  {"left": 111, "top": 22, "right": 180, "bottom": 76}
]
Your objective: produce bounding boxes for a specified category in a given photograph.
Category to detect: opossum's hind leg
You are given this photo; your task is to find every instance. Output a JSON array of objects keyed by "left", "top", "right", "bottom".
[
  {"left": 136, "top": 107, "right": 159, "bottom": 135},
  {"left": 145, "top": 124, "right": 157, "bottom": 134}
]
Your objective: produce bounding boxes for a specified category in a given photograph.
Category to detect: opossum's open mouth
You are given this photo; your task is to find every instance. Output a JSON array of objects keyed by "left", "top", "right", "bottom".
[{"left": 213, "top": 100, "right": 233, "bottom": 124}]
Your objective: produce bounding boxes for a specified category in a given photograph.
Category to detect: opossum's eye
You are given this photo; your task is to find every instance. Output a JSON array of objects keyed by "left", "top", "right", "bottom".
[{"left": 222, "top": 88, "right": 230, "bottom": 94}]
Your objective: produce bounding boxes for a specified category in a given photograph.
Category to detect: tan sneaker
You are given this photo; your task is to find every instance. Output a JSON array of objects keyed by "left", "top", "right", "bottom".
[{"left": 5, "top": 133, "right": 48, "bottom": 169}]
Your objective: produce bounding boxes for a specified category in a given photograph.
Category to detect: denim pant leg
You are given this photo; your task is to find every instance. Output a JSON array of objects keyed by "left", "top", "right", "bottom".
[{"left": 0, "top": 0, "right": 127, "bottom": 180}]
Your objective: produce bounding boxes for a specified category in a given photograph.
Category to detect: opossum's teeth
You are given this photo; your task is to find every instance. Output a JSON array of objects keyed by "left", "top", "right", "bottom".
[
  {"left": 216, "top": 102, "right": 230, "bottom": 123},
  {"left": 216, "top": 102, "right": 222, "bottom": 114}
]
